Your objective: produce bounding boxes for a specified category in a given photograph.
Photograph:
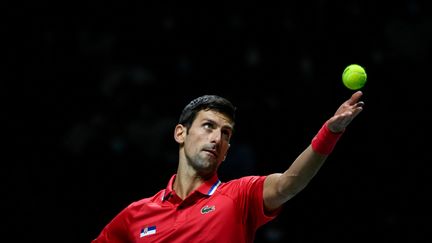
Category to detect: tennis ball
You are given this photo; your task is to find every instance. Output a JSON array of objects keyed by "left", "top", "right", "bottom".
[{"left": 342, "top": 64, "right": 367, "bottom": 90}]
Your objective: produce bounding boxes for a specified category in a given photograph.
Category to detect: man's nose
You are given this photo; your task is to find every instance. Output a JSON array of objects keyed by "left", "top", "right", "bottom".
[{"left": 209, "top": 129, "right": 222, "bottom": 144}]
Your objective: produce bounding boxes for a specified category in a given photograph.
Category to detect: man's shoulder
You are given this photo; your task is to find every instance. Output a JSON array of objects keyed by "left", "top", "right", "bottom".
[
  {"left": 224, "top": 175, "right": 267, "bottom": 185},
  {"left": 219, "top": 175, "right": 267, "bottom": 191},
  {"left": 128, "top": 189, "right": 166, "bottom": 208}
]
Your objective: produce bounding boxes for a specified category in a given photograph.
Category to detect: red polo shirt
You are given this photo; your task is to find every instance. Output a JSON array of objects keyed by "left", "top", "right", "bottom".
[{"left": 92, "top": 174, "right": 279, "bottom": 243}]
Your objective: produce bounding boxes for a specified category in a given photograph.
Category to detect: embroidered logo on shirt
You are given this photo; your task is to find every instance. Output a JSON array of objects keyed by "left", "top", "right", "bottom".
[
  {"left": 200, "top": 205, "right": 216, "bottom": 214},
  {"left": 140, "top": 226, "right": 156, "bottom": 238}
]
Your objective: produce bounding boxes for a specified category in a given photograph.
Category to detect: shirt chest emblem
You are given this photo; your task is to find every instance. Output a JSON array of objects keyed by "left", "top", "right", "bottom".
[
  {"left": 140, "top": 226, "right": 156, "bottom": 238},
  {"left": 200, "top": 205, "right": 216, "bottom": 214}
]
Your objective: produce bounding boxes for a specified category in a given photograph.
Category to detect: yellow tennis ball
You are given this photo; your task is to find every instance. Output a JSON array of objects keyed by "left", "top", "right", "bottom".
[{"left": 342, "top": 64, "right": 367, "bottom": 90}]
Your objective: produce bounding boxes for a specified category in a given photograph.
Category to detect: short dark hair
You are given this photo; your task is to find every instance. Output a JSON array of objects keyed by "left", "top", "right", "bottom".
[{"left": 179, "top": 95, "right": 236, "bottom": 129}]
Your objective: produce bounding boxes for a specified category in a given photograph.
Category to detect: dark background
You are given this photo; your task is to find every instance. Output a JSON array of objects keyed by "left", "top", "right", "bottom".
[{"left": 5, "top": 1, "right": 432, "bottom": 242}]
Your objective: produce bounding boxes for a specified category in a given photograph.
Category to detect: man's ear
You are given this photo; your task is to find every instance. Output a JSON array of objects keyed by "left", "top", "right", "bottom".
[
  {"left": 223, "top": 144, "right": 231, "bottom": 161},
  {"left": 174, "top": 124, "right": 186, "bottom": 144}
]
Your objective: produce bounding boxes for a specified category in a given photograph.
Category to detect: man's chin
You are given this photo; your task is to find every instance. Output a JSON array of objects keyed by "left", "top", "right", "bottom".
[{"left": 190, "top": 158, "right": 220, "bottom": 178}]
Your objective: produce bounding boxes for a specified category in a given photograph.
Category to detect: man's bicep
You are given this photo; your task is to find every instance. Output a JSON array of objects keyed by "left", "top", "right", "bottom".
[{"left": 263, "top": 173, "right": 287, "bottom": 212}]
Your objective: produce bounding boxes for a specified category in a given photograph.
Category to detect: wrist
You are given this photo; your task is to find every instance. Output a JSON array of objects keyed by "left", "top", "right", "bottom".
[{"left": 311, "top": 121, "right": 344, "bottom": 155}]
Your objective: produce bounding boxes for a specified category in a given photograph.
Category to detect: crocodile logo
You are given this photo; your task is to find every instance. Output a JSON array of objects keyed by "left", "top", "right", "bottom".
[{"left": 200, "top": 205, "right": 216, "bottom": 214}]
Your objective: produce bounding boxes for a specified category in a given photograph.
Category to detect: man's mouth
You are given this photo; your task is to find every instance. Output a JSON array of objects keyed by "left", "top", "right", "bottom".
[{"left": 203, "top": 149, "right": 218, "bottom": 157}]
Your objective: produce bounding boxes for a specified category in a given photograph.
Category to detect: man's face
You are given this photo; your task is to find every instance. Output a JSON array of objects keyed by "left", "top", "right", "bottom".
[{"left": 182, "top": 110, "right": 233, "bottom": 176}]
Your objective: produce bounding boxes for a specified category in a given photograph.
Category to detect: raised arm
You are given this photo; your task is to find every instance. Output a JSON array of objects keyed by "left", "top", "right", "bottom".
[{"left": 263, "top": 91, "right": 365, "bottom": 211}]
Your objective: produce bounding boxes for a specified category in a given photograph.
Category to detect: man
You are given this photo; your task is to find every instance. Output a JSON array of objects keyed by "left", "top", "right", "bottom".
[{"left": 92, "top": 91, "right": 364, "bottom": 243}]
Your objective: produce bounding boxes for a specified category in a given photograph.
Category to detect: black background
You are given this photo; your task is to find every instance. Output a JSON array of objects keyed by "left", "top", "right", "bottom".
[{"left": 5, "top": 1, "right": 432, "bottom": 242}]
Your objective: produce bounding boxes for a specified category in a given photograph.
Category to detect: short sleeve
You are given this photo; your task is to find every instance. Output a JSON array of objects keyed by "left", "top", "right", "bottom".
[
  {"left": 92, "top": 204, "right": 133, "bottom": 243},
  {"left": 236, "top": 176, "right": 280, "bottom": 230}
]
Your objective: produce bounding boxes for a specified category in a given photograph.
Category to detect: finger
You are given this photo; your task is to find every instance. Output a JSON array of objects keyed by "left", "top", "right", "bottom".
[
  {"left": 352, "top": 106, "right": 364, "bottom": 117},
  {"left": 355, "top": 101, "right": 365, "bottom": 108},
  {"left": 347, "top": 91, "right": 363, "bottom": 105}
]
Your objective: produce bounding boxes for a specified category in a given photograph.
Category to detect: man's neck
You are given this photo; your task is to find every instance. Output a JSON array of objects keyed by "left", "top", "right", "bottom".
[
  {"left": 173, "top": 175, "right": 200, "bottom": 200},
  {"left": 173, "top": 165, "right": 214, "bottom": 200}
]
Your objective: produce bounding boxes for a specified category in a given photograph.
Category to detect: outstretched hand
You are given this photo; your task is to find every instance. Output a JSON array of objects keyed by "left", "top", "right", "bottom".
[{"left": 327, "top": 91, "right": 364, "bottom": 133}]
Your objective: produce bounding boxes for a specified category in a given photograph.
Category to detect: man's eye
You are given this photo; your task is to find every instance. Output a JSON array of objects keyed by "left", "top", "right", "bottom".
[{"left": 222, "top": 130, "right": 231, "bottom": 137}]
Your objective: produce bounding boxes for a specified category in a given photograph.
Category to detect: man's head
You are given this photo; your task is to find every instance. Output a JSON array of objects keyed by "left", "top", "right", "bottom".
[
  {"left": 175, "top": 95, "right": 236, "bottom": 177},
  {"left": 178, "top": 95, "right": 236, "bottom": 129}
]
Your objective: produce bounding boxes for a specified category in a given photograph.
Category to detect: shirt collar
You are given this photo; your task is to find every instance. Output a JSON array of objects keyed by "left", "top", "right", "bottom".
[
  {"left": 196, "top": 174, "right": 221, "bottom": 196},
  {"left": 162, "top": 174, "right": 221, "bottom": 202}
]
